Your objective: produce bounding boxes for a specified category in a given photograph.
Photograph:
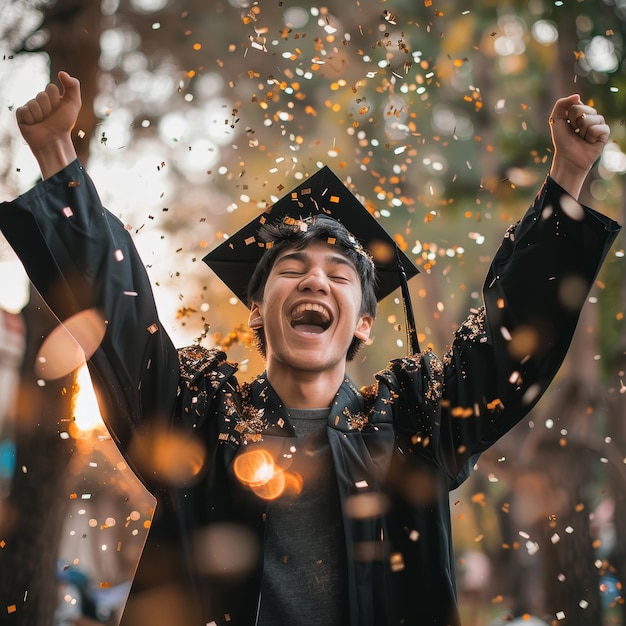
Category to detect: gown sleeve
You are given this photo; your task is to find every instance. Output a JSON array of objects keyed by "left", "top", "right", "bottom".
[
  {"left": 386, "top": 176, "right": 621, "bottom": 489},
  {"left": 0, "top": 160, "right": 181, "bottom": 487}
]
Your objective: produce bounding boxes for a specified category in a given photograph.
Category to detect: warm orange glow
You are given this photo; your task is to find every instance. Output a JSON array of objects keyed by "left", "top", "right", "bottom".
[
  {"left": 234, "top": 449, "right": 277, "bottom": 488},
  {"left": 152, "top": 430, "right": 206, "bottom": 486},
  {"left": 128, "top": 426, "right": 207, "bottom": 486},
  {"left": 72, "top": 364, "right": 106, "bottom": 435},
  {"left": 250, "top": 469, "right": 286, "bottom": 500},
  {"left": 35, "top": 308, "right": 107, "bottom": 380},
  {"left": 233, "top": 448, "right": 302, "bottom": 500}
]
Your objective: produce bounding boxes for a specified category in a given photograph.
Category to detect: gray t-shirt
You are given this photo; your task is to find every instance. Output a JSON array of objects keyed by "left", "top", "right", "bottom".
[{"left": 257, "top": 408, "right": 348, "bottom": 625}]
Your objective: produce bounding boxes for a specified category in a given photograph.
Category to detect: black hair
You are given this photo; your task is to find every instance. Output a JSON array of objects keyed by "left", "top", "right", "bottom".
[{"left": 247, "top": 214, "right": 378, "bottom": 361}]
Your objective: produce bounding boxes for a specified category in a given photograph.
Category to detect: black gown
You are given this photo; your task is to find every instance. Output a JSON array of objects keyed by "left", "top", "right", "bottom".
[{"left": 0, "top": 160, "right": 620, "bottom": 625}]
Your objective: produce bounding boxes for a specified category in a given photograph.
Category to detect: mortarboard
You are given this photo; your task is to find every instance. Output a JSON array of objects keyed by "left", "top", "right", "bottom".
[{"left": 203, "top": 166, "right": 421, "bottom": 354}]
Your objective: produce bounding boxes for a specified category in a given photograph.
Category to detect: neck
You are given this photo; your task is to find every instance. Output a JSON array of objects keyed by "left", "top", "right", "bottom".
[{"left": 265, "top": 363, "right": 345, "bottom": 409}]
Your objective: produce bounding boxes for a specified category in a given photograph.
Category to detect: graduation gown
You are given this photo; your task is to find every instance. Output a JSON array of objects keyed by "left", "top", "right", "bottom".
[{"left": 0, "top": 160, "right": 620, "bottom": 625}]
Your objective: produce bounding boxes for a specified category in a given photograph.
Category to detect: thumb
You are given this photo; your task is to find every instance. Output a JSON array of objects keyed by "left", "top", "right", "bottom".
[
  {"left": 58, "top": 71, "right": 81, "bottom": 103},
  {"left": 551, "top": 93, "right": 582, "bottom": 119}
]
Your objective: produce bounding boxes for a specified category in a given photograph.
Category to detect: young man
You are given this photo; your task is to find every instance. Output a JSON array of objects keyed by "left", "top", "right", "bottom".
[{"left": 0, "top": 72, "right": 620, "bottom": 625}]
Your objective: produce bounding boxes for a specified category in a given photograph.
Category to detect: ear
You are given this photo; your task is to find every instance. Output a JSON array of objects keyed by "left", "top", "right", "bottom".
[
  {"left": 248, "top": 303, "right": 263, "bottom": 330},
  {"left": 354, "top": 314, "right": 374, "bottom": 342}
]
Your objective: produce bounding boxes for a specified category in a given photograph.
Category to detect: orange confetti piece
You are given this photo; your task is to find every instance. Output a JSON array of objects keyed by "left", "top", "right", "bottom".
[{"left": 471, "top": 492, "right": 486, "bottom": 506}]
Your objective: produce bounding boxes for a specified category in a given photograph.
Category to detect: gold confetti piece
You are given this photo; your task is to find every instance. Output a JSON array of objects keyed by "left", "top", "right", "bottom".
[
  {"left": 390, "top": 552, "right": 405, "bottom": 571},
  {"left": 486, "top": 398, "right": 503, "bottom": 411},
  {"left": 471, "top": 493, "right": 486, "bottom": 506},
  {"left": 7, "top": 605, "right": 17, "bottom": 614},
  {"left": 147, "top": 323, "right": 159, "bottom": 334}
]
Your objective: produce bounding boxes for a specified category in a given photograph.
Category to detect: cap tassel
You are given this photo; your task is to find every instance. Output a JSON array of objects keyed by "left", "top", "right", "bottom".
[{"left": 396, "top": 247, "right": 420, "bottom": 356}]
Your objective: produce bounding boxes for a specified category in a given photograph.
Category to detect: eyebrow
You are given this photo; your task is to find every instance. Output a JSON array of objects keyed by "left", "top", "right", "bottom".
[{"left": 274, "top": 249, "right": 357, "bottom": 271}]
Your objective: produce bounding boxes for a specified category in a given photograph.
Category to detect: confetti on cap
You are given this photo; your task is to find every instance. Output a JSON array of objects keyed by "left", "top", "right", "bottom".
[{"left": 202, "top": 165, "right": 419, "bottom": 307}]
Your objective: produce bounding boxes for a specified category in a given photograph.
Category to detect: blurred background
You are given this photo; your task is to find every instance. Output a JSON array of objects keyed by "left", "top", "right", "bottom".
[{"left": 0, "top": 0, "right": 624, "bottom": 624}]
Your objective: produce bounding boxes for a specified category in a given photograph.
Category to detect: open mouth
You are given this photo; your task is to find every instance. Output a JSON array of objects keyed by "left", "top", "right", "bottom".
[{"left": 289, "top": 302, "right": 332, "bottom": 334}]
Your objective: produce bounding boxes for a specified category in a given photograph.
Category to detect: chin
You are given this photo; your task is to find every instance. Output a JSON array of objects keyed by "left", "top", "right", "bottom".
[{"left": 283, "top": 353, "right": 342, "bottom": 372}]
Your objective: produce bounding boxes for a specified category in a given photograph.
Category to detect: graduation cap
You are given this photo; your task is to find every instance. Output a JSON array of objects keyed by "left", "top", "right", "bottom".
[{"left": 203, "top": 166, "right": 421, "bottom": 354}]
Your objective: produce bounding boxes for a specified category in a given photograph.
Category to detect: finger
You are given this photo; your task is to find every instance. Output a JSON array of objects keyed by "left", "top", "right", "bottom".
[
  {"left": 550, "top": 94, "right": 582, "bottom": 123},
  {"left": 25, "top": 99, "right": 45, "bottom": 123},
  {"left": 584, "top": 123, "right": 610, "bottom": 144},
  {"left": 44, "top": 83, "right": 62, "bottom": 108},
  {"left": 567, "top": 104, "right": 598, "bottom": 124},
  {"left": 35, "top": 91, "right": 53, "bottom": 118},
  {"left": 58, "top": 71, "right": 82, "bottom": 106},
  {"left": 16, "top": 105, "right": 35, "bottom": 126},
  {"left": 570, "top": 112, "right": 598, "bottom": 132}
]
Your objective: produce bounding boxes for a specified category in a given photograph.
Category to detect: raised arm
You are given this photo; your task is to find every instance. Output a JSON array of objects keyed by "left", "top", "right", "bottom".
[
  {"left": 443, "top": 95, "right": 619, "bottom": 484},
  {"left": 2, "top": 73, "right": 181, "bottom": 489},
  {"left": 385, "top": 95, "right": 620, "bottom": 488},
  {"left": 16, "top": 71, "right": 80, "bottom": 180}
]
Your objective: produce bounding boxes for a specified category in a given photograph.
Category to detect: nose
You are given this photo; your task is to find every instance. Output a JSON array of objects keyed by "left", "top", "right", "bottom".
[{"left": 298, "top": 268, "right": 330, "bottom": 294}]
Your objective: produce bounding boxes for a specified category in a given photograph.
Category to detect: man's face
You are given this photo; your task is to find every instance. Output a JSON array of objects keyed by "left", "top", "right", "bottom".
[{"left": 248, "top": 240, "right": 373, "bottom": 376}]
